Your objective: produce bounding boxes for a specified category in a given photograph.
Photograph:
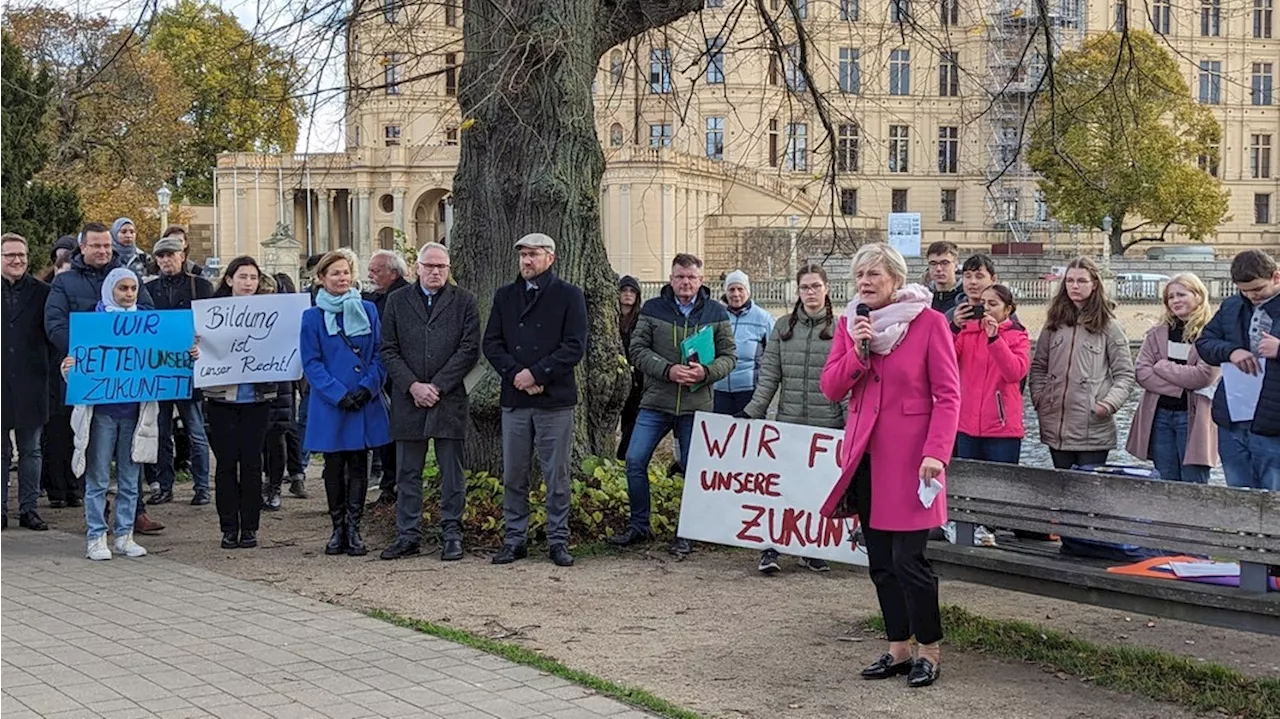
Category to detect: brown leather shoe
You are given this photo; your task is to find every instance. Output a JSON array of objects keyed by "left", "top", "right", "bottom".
[{"left": 134, "top": 513, "right": 166, "bottom": 535}]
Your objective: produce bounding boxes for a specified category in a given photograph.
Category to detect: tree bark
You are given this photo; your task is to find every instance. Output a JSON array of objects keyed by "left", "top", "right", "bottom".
[{"left": 450, "top": 0, "right": 702, "bottom": 474}]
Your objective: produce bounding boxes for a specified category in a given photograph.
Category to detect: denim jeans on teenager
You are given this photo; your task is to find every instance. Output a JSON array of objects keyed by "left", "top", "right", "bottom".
[
  {"left": 623, "top": 409, "right": 695, "bottom": 534},
  {"left": 1149, "top": 408, "right": 1210, "bottom": 484},
  {"left": 157, "top": 399, "right": 209, "bottom": 494},
  {"left": 1218, "top": 421, "right": 1280, "bottom": 491},
  {"left": 2, "top": 426, "right": 42, "bottom": 516},
  {"left": 954, "top": 434, "right": 1022, "bottom": 464},
  {"left": 84, "top": 413, "right": 141, "bottom": 540}
]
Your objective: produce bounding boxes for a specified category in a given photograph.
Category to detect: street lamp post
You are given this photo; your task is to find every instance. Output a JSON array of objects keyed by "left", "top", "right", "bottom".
[
  {"left": 157, "top": 184, "right": 172, "bottom": 234},
  {"left": 1101, "top": 215, "right": 1113, "bottom": 278}
]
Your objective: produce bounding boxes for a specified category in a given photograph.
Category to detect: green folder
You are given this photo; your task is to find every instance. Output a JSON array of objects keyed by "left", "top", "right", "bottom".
[{"left": 681, "top": 325, "right": 715, "bottom": 391}]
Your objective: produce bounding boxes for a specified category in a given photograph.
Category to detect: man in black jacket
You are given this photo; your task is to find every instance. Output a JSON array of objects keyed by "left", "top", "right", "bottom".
[
  {"left": 2, "top": 233, "right": 51, "bottom": 530},
  {"left": 363, "top": 249, "right": 412, "bottom": 505},
  {"left": 145, "top": 237, "right": 215, "bottom": 506},
  {"left": 482, "top": 233, "right": 587, "bottom": 567}
]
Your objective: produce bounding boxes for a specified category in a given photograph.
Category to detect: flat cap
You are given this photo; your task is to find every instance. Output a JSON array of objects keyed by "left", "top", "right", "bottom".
[
  {"left": 153, "top": 237, "right": 185, "bottom": 255},
  {"left": 514, "top": 232, "right": 556, "bottom": 253}
]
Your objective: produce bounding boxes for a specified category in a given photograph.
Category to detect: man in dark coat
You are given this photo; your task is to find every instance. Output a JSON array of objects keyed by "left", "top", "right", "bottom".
[
  {"left": 2, "top": 233, "right": 51, "bottom": 530},
  {"left": 363, "top": 249, "right": 412, "bottom": 505},
  {"left": 378, "top": 243, "right": 480, "bottom": 560},
  {"left": 482, "top": 233, "right": 588, "bottom": 568}
]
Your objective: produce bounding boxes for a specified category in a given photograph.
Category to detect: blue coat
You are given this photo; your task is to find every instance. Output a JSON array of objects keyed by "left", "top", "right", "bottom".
[
  {"left": 713, "top": 300, "right": 773, "bottom": 394},
  {"left": 300, "top": 301, "right": 391, "bottom": 452}
]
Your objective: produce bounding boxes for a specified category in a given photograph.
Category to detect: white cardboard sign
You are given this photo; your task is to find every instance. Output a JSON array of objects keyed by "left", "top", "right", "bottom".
[
  {"left": 677, "top": 412, "right": 868, "bottom": 566},
  {"left": 191, "top": 294, "right": 311, "bottom": 388}
]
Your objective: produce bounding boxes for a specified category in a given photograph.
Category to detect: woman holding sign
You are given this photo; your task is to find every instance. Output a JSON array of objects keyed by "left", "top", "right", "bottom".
[
  {"left": 1127, "top": 273, "right": 1219, "bottom": 483},
  {"left": 820, "top": 243, "right": 960, "bottom": 688},
  {"left": 301, "top": 251, "right": 390, "bottom": 557}
]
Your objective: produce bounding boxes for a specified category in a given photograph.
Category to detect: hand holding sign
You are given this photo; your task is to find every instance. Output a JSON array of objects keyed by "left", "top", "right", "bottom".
[
  {"left": 65, "top": 310, "right": 196, "bottom": 405},
  {"left": 191, "top": 294, "right": 309, "bottom": 388}
]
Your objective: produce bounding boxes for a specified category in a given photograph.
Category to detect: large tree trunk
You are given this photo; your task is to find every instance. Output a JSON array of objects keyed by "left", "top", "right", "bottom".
[{"left": 450, "top": 0, "right": 702, "bottom": 474}]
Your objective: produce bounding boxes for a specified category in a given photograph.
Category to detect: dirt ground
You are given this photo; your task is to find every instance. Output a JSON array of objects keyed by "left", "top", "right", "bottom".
[{"left": 11, "top": 474, "right": 1275, "bottom": 719}]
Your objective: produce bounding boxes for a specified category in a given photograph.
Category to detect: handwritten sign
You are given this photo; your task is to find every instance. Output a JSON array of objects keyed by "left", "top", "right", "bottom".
[
  {"left": 677, "top": 412, "right": 868, "bottom": 566},
  {"left": 66, "top": 311, "right": 195, "bottom": 405},
  {"left": 191, "top": 294, "right": 310, "bottom": 388}
]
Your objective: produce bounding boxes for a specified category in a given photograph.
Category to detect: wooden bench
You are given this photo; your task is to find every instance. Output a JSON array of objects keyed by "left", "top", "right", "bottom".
[{"left": 931, "top": 460, "right": 1280, "bottom": 636}]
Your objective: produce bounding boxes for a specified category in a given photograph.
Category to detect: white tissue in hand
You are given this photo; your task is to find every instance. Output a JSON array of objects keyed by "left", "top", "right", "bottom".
[{"left": 917, "top": 477, "right": 943, "bottom": 509}]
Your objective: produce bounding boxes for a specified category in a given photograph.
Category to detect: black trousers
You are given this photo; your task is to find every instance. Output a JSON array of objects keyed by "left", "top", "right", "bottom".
[
  {"left": 377, "top": 443, "right": 397, "bottom": 493},
  {"left": 323, "top": 450, "right": 369, "bottom": 524},
  {"left": 284, "top": 423, "right": 303, "bottom": 477},
  {"left": 42, "top": 407, "right": 81, "bottom": 502},
  {"left": 207, "top": 401, "right": 269, "bottom": 533},
  {"left": 1049, "top": 449, "right": 1110, "bottom": 470},
  {"left": 263, "top": 427, "right": 287, "bottom": 488},
  {"left": 855, "top": 455, "right": 943, "bottom": 645}
]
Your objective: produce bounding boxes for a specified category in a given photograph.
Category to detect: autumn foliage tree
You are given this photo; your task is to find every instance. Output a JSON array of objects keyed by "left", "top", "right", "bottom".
[{"left": 1027, "top": 31, "right": 1228, "bottom": 256}]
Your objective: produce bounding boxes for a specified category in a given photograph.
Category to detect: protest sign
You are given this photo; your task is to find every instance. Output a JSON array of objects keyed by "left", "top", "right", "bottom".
[
  {"left": 191, "top": 294, "right": 310, "bottom": 388},
  {"left": 677, "top": 412, "right": 868, "bottom": 565},
  {"left": 66, "top": 310, "right": 195, "bottom": 405}
]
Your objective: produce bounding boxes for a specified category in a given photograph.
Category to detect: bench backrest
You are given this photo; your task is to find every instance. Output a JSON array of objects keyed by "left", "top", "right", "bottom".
[{"left": 946, "top": 460, "right": 1280, "bottom": 563}]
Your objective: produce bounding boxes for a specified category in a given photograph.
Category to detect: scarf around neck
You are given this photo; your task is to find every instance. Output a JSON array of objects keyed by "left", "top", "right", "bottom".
[
  {"left": 844, "top": 283, "right": 932, "bottom": 355},
  {"left": 315, "top": 288, "right": 371, "bottom": 337}
]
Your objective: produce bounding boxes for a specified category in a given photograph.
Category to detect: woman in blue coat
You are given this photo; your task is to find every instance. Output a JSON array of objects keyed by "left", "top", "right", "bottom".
[{"left": 301, "top": 251, "right": 391, "bottom": 556}]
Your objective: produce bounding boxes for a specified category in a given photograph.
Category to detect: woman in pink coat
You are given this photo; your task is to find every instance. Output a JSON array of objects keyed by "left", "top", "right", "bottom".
[{"left": 820, "top": 243, "right": 960, "bottom": 689}]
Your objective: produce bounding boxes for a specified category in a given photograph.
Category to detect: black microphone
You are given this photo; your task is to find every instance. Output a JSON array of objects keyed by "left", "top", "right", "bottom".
[{"left": 855, "top": 303, "right": 871, "bottom": 357}]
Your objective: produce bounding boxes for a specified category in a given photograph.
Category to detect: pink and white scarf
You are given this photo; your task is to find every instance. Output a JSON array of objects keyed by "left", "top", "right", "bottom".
[{"left": 844, "top": 284, "right": 933, "bottom": 355}]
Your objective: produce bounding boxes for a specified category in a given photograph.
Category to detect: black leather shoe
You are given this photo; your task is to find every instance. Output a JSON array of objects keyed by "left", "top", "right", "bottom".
[
  {"left": 908, "top": 658, "right": 940, "bottom": 687},
  {"left": 607, "top": 528, "right": 653, "bottom": 546},
  {"left": 238, "top": 531, "right": 258, "bottom": 548},
  {"left": 49, "top": 498, "right": 67, "bottom": 509},
  {"left": 380, "top": 539, "right": 421, "bottom": 560},
  {"left": 221, "top": 531, "right": 239, "bottom": 549},
  {"left": 441, "top": 538, "right": 463, "bottom": 561},
  {"left": 18, "top": 511, "right": 48, "bottom": 531},
  {"left": 491, "top": 544, "right": 527, "bottom": 564},
  {"left": 66, "top": 496, "right": 83, "bottom": 508},
  {"left": 325, "top": 527, "right": 346, "bottom": 555},
  {"left": 860, "top": 653, "right": 913, "bottom": 680},
  {"left": 190, "top": 491, "right": 210, "bottom": 506},
  {"left": 669, "top": 537, "right": 692, "bottom": 556},
  {"left": 549, "top": 544, "right": 575, "bottom": 567},
  {"left": 346, "top": 525, "right": 367, "bottom": 556},
  {"left": 148, "top": 489, "right": 173, "bottom": 505}
]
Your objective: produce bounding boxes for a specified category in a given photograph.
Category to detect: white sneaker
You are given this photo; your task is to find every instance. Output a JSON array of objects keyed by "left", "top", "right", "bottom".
[
  {"left": 87, "top": 535, "right": 112, "bottom": 561},
  {"left": 113, "top": 533, "right": 147, "bottom": 558}
]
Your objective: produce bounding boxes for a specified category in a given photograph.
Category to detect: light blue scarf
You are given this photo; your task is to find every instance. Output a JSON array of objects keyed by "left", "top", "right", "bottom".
[{"left": 315, "top": 288, "right": 371, "bottom": 337}]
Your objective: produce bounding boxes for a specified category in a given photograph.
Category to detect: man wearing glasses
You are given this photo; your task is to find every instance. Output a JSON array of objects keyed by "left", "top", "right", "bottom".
[
  {"left": 925, "top": 241, "right": 963, "bottom": 313},
  {"left": 363, "top": 249, "right": 412, "bottom": 507},
  {"left": 378, "top": 243, "right": 480, "bottom": 561},
  {"left": 1, "top": 233, "right": 51, "bottom": 530}
]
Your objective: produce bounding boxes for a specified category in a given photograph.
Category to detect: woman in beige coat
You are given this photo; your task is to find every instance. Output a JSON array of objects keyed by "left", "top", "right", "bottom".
[
  {"left": 1126, "top": 273, "right": 1219, "bottom": 483},
  {"left": 1029, "top": 257, "right": 1135, "bottom": 469}
]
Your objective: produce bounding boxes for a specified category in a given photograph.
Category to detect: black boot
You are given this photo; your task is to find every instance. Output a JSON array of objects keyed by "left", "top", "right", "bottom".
[
  {"left": 346, "top": 462, "right": 368, "bottom": 556},
  {"left": 323, "top": 456, "right": 346, "bottom": 555}
]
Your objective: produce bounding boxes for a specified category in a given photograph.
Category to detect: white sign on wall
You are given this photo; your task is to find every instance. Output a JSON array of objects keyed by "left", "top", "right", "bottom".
[
  {"left": 677, "top": 412, "right": 868, "bottom": 566},
  {"left": 887, "top": 212, "right": 923, "bottom": 258},
  {"left": 191, "top": 294, "right": 310, "bottom": 388}
]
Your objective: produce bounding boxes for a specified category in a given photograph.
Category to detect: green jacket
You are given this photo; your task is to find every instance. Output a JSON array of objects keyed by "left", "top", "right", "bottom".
[
  {"left": 629, "top": 285, "right": 736, "bottom": 415},
  {"left": 743, "top": 311, "right": 845, "bottom": 428}
]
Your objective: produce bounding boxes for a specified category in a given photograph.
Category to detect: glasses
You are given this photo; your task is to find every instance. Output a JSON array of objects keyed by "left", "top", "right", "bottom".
[
  {"left": 419, "top": 262, "right": 449, "bottom": 271},
  {"left": 798, "top": 283, "right": 825, "bottom": 294},
  {"left": 2, "top": 253, "right": 27, "bottom": 260}
]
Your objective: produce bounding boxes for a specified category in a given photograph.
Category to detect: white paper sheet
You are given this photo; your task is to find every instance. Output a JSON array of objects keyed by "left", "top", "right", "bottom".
[
  {"left": 1221, "top": 358, "right": 1266, "bottom": 422},
  {"left": 1169, "top": 561, "right": 1240, "bottom": 578},
  {"left": 917, "top": 477, "right": 943, "bottom": 509},
  {"left": 1167, "top": 341, "right": 1191, "bottom": 361}
]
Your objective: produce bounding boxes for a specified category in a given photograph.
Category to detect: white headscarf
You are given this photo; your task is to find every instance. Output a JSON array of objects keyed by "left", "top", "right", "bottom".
[{"left": 99, "top": 268, "right": 140, "bottom": 312}]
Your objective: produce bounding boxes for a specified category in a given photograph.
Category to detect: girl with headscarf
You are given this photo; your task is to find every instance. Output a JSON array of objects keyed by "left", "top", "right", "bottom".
[{"left": 110, "top": 218, "right": 151, "bottom": 278}]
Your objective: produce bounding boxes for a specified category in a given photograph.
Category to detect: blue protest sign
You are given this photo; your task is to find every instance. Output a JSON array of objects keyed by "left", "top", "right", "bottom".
[{"left": 66, "top": 310, "right": 196, "bottom": 405}]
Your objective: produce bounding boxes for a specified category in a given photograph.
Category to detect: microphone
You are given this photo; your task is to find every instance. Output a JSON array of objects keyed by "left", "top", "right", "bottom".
[{"left": 855, "top": 303, "right": 871, "bottom": 357}]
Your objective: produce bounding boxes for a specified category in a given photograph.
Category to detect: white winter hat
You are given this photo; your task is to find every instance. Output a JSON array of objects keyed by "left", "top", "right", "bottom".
[{"left": 724, "top": 270, "right": 749, "bottom": 294}]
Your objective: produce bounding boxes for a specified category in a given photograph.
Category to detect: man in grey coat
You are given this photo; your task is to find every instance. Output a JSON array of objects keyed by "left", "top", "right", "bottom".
[{"left": 378, "top": 243, "right": 481, "bottom": 560}]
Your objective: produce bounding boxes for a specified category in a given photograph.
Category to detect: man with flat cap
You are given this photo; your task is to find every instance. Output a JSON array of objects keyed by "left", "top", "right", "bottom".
[{"left": 482, "top": 232, "right": 587, "bottom": 567}]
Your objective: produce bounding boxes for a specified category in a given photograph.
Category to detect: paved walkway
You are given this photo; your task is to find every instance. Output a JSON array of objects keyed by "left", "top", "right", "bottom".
[{"left": 0, "top": 531, "right": 655, "bottom": 719}]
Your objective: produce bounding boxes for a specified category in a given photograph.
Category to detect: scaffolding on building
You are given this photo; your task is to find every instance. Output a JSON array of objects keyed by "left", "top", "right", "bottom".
[{"left": 984, "top": 0, "right": 1084, "bottom": 247}]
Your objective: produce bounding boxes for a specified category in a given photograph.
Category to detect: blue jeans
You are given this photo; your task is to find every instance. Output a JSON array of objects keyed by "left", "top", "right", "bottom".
[
  {"left": 85, "top": 413, "right": 141, "bottom": 539},
  {"left": 624, "top": 409, "right": 695, "bottom": 533},
  {"left": 157, "top": 399, "right": 209, "bottom": 493},
  {"left": 2, "top": 426, "right": 42, "bottom": 516},
  {"left": 1218, "top": 421, "right": 1280, "bottom": 491},
  {"left": 1149, "top": 408, "right": 1210, "bottom": 484},
  {"left": 954, "top": 434, "right": 1022, "bottom": 464},
  {"left": 713, "top": 390, "right": 754, "bottom": 416}
]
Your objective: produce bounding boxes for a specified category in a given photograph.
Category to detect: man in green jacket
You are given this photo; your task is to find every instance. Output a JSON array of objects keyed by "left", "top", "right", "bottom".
[{"left": 609, "top": 253, "right": 736, "bottom": 556}]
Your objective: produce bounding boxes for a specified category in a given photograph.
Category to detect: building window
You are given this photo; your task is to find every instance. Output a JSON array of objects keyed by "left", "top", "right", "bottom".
[
  {"left": 892, "top": 189, "right": 908, "bottom": 213},
  {"left": 940, "top": 0, "right": 959, "bottom": 25},
  {"left": 1257, "top": 0, "right": 1274, "bottom": 38},
  {"left": 768, "top": 54, "right": 779, "bottom": 86},
  {"left": 838, "top": 48, "right": 861, "bottom": 94},
  {"left": 891, "top": 0, "right": 910, "bottom": 23},
  {"left": 707, "top": 37, "right": 725, "bottom": 84},
  {"left": 445, "top": 127, "right": 458, "bottom": 146},
  {"left": 609, "top": 124, "right": 624, "bottom": 147},
  {"left": 1198, "top": 60, "right": 1221, "bottom": 104},
  {"left": 444, "top": 0, "right": 458, "bottom": 26},
  {"left": 444, "top": 53, "right": 458, "bottom": 96},
  {"left": 610, "top": 51, "right": 624, "bottom": 86},
  {"left": 837, "top": 123, "right": 860, "bottom": 172},
  {"left": 1256, "top": 193, "right": 1273, "bottom": 224},
  {"left": 649, "top": 49, "right": 672, "bottom": 94},
  {"left": 889, "top": 125, "right": 909, "bottom": 173},
  {"left": 649, "top": 123, "right": 672, "bottom": 148},
  {"left": 1200, "top": 0, "right": 1220, "bottom": 35},
  {"left": 1251, "top": 134, "right": 1273, "bottom": 178},
  {"left": 384, "top": 125, "right": 401, "bottom": 147},
  {"left": 1199, "top": 143, "right": 1220, "bottom": 177},
  {"left": 1034, "top": 191, "right": 1049, "bottom": 222},
  {"left": 384, "top": 53, "right": 402, "bottom": 95},
  {"left": 840, "top": 0, "right": 859, "bottom": 21},
  {"left": 1253, "top": 64, "right": 1275, "bottom": 105},
  {"left": 941, "top": 189, "right": 957, "bottom": 222},
  {"left": 840, "top": 188, "right": 858, "bottom": 216},
  {"left": 785, "top": 122, "right": 808, "bottom": 171},
  {"left": 383, "top": 0, "right": 399, "bottom": 23},
  {"left": 792, "top": 0, "right": 808, "bottom": 19},
  {"left": 1002, "top": 195, "right": 1019, "bottom": 221},
  {"left": 939, "top": 52, "right": 959, "bottom": 97},
  {"left": 889, "top": 48, "right": 910, "bottom": 96},
  {"left": 768, "top": 119, "right": 779, "bottom": 167},
  {"left": 785, "top": 44, "right": 806, "bottom": 92},
  {"left": 706, "top": 117, "right": 725, "bottom": 160},
  {"left": 938, "top": 126, "right": 959, "bottom": 174},
  {"left": 1115, "top": 0, "right": 1128, "bottom": 30},
  {"left": 1150, "top": 0, "right": 1170, "bottom": 33}
]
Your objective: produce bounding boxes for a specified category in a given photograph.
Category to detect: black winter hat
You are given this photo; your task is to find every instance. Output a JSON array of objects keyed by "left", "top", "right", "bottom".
[{"left": 619, "top": 275, "right": 641, "bottom": 294}]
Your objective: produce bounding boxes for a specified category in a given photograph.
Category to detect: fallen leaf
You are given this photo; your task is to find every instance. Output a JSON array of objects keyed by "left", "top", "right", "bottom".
[
  {"left": 1145, "top": 621, "right": 1157, "bottom": 628},
  {"left": 1185, "top": 640, "right": 1196, "bottom": 645},
  {"left": 1055, "top": 672, "right": 1070, "bottom": 680}
]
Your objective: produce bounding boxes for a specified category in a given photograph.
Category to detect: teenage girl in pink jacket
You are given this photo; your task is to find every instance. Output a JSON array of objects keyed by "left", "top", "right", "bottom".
[{"left": 953, "top": 284, "right": 1030, "bottom": 462}]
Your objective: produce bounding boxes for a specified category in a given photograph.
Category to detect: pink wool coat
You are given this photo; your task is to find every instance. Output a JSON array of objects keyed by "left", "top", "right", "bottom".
[
  {"left": 819, "top": 310, "right": 961, "bottom": 532},
  {"left": 1126, "top": 323, "right": 1219, "bottom": 468}
]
